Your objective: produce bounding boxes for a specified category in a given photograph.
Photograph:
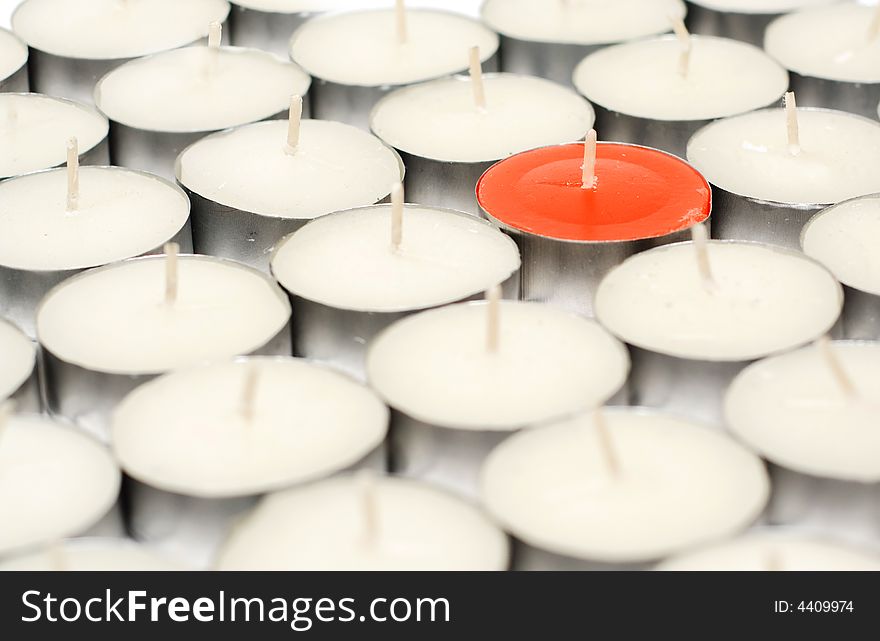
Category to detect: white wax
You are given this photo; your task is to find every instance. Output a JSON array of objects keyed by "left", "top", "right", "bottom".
[
  {"left": 0, "top": 319, "right": 35, "bottom": 402},
  {"left": 0, "top": 167, "right": 189, "bottom": 271},
  {"left": 370, "top": 74, "right": 594, "bottom": 163},
  {"left": 0, "top": 26, "right": 26, "bottom": 80},
  {"left": 0, "top": 94, "right": 108, "bottom": 179},
  {"left": 12, "top": 0, "right": 230, "bottom": 60},
  {"left": 725, "top": 342, "right": 880, "bottom": 482},
  {"left": 802, "top": 195, "right": 880, "bottom": 296},
  {"left": 271, "top": 205, "right": 520, "bottom": 312},
  {"left": 0, "top": 415, "right": 120, "bottom": 556},
  {"left": 0, "top": 539, "right": 182, "bottom": 571},
  {"left": 689, "top": 0, "right": 838, "bottom": 13},
  {"left": 178, "top": 120, "right": 402, "bottom": 219},
  {"left": 481, "top": 409, "right": 769, "bottom": 562},
  {"left": 657, "top": 532, "right": 880, "bottom": 571},
  {"left": 687, "top": 109, "right": 880, "bottom": 205},
  {"left": 95, "top": 46, "right": 310, "bottom": 133},
  {"left": 573, "top": 36, "right": 787, "bottom": 121},
  {"left": 216, "top": 475, "right": 509, "bottom": 570},
  {"left": 113, "top": 358, "right": 388, "bottom": 498},
  {"left": 37, "top": 257, "right": 290, "bottom": 375},
  {"left": 367, "top": 302, "right": 629, "bottom": 429},
  {"left": 289, "top": 10, "right": 499, "bottom": 87},
  {"left": 766, "top": 5, "right": 880, "bottom": 84},
  {"left": 595, "top": 242, "right": 842, "bottom": 361},
  {"left": 481, "top": 0, "right": 684, "bottom": 44}
]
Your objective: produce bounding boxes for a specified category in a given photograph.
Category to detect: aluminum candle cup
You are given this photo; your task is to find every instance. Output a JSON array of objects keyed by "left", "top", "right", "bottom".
[
  {"left": 366, "top": 300, "right": 630, "bottom": 499},
  {"left": 0, "top": 538, "right": 183, "bottom": 571},
  {"left": 480, "top": 0, "right": 685, "bottom": 86},
  {"left": 726, "top": 341, "right": 880, "bottom": 547},
  {"left": 594, "top": 241, "right": 843, "bottom": 427},
  {"left": 177, "top": 119, "right": 403, "bottom": 271},
  {"left": 11, "top": 0, "right": 231, "bottom": 105},
  {"left": 36, "top": 254, "right": 292, "bottom": 443},
  {"left": 573, "top": 35, "right": 788, "bottom": 158},
  {"left": 0, "top": 167, "right": 191, "bottom": 338},
  {"left": 688, "top": 109, "right": 880, "bottom": 250},
  {"left": 369, "top": 73, "right": 594, "bottom": 216},
  {"left": 477, "top": 142, "right": 711, "bottom": 318},
  {"left": 0, "top": 94, "right": 109, "bottom": 180},
  {"left": 270, "top": 204, "right": 521, "bottom": 381},
  {"left": 0, "top": 318, "right": 39, "bottom": 413},
  {"left": 229, "top": 0, "right": 345, "bottom": 57},
  {"left": 215, "top": 475, "right": 510, "bottom": 570},
  {"left": 802, "top": 195, "right": 880, "bottom": 340},
  {"left": 0, "top": 414, "right": 122, "bottom": 558},
  {"left": 289, "top": 9, "right": 499, "bottom": 130},
  {"left": 94, "top": 45, "right": 310, "bottom": 181},
  {"left": 481, "top": 408, "right": 770, "bottom": 571},
  {"left": 0, "top": 27, "right": 28, "bottom": 93},
  {"left": 112, "top": 357, "right": 389, "bottom": 568}
]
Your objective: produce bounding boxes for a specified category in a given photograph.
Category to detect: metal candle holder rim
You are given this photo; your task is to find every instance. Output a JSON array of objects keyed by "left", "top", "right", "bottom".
[
  {"left": 287, "top": 8, "right": 500, "bottom": 89},
  {"left": 269, "top": 203, "right": 522, "bottom": 313},
  {"left": 687, "top": 107, "right": 880, "bottom": 209},
  {"left": 92, "top": 45, "right": 310, "bottom": 134},
  {"left": 34, "top": 253, "right": 292, "bottom": 377},
  {"left": 686, "top": 0, "right": 782, "bottom": 14},
  {"left": 231, "top": 0, "right": 319, "bottom": 16},
  {"left": 0, "top": 165, "right": 191, "bottom": 273},
  {"left": 367, "top": 72, "right": 596, "bottom": 165},
  {"left": 173, "top": 119, "right": 406, "bottom": 217},
  {"left": 364, "top": 298, "right": 631, "bottom": 432},
  {"left": 0, "top": 26, "right": 28, "bottom": 76},
  {"left": 477, "top": 140, "right": 713, "bottom": 245},
  {"left": 10, "top": 1, "right": 232, "bottom": 62},
  {"left": 596, "top": 238, "right": 846, "bottom": 363},
  {"left": 0, "top": 316, "right": 36, "bottom": 398}
]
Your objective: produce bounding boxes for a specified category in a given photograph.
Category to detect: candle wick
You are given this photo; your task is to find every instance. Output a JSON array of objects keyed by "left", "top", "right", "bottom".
[
  {"left": 240, "top": 365, "right": 260, "bottom": 423},
  {"left": 784, "top": 91, "right": 801, "bottom": 156},
  {"left": 593, "top": 409, "right": 621, "bottom": 479},
  {"left": 581, "top": 129, "right": 598, "bottom": 189},
  {"left": 390, "top": 182, "right": 404, "bottom": 253},
  {"left": 164, "top": 242, "right": 179, "bottom": 305},
  {"left": 66, "top": 137, "right": 79, "bottom": 212},
  {"left": 670, "top": 16, "right": 691, "bottom": 78},
  {"left": 285, "top": 95, "right": 303, "bottom": 155},
  {"left": 356, "top": 471, "right": 379, "bottom": 550},
  {"left": 485, "top": 284, "right": 501, "bottom": 353},
  {"left": 690, "top": 223, "right": 715, "bottom": 292},
  {"left": 208, "top": 21, "right": 222, "bottom": 50},
  {"left": 47, "top": 541, "right": 69, "bottom": 572},
  {"left": 395, "top": 0, "right": 408, "bottom": 45},
  {"left": 816, "top": 335, "right": 858, "bottom": 399},
  {"left": 468, "top": 46, "right": 487, "bottom": 111},
  {"left": 868, "top": 4, "right": 880, "bottom": 42}
]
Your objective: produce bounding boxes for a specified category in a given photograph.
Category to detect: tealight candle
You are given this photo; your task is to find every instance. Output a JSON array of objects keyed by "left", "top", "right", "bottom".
[
  {"left": 765, "top": 4, "right": 880, "bottom": 121},
  {"left": 476, "top": 141, "right": 711, "bottom": 317},
  {"left": 687, "top": 105, "right": 880, "bottom": 249},
  {"left": 657, "top": 531, "right": 880, "bottom": 571},
  {"left": 0, "top": 539, "right": 182, "bottom": 571},
  {"left": 12, "top": 0, "right": 231, "bottom": 105},
  {"left": 94, "top": 34, "right": 311, "bottom": 180},
  {"left": 480, "top": 0, "right": 685, "bottom": 85},
  {"left": 802, "top": 195, "right": 880, "bottom": 340},
  {"left": 573, "top": 33, "right": 788, "bottom": 158},
  {"left": 0, "top": 165, "right": 191, "bottom": 338},
  {"left": 215, "top": 474, "right": 510, "bottom": 570},
  {"left": 0, "top": 413, "right": 121, "bottom": 557},
  {"left": 177, "top": 112, "right": 404, "bottom": 271},
  {"left": 0, "top": 318, "right": 38, "bottom": 413},
  {"left": 686, "top": 0, "right": 836, "bottom": 47},
  {"left": 0, "top": 93, "right": 109, "bottom": 180},
  {"left": 0, "top": 27, "right": 28, "bottom": 92},
  {"left": 725, "top": 340, "right": 880, "bottom": 546},
  {"left": 594, "top": 238, "right": 842, "bottom": 426},
  {"left": 229, "top": 0, "right": 350, "bottom": 57},
  {"left": 481, "top": 408, "right": 769, "bottom": 570},
  {"left": 114, "top": 357, "right": 388, "bottom": 568},
  {"left": 37, "top": 252, "right": 292, "bottom": 442},
  {"left": 289, "top": 8, "right": 499, "bottom": 129},
  {"left": 270, "top": 201, "right": 521, "bottom": 380},
  {"left": 370, "top": 69, "right": 595, "bottom": 215},
  {"left": 367, "top": 299, "right": 629, "bottom": 498}
]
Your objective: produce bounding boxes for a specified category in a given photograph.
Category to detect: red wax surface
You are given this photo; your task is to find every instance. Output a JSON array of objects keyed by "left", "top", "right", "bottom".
[{"left": 477, "top": 143, "right": 711, "bottom": 242}]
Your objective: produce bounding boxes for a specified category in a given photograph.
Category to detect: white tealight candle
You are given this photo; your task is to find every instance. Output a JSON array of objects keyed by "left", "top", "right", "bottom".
[
  {"left": 481, "top": 408, "right": 769, "bottom": 569},
  {"left": 0, "top": 318, "right": 37, "bottom": 411},
  {"left": 367, "top": 300, "right": 629, "bottom": 498},
  {"left": 802, "top": 195, "right": 880, "bottom": 340},
  {"left": 216, "top": 474, "right": 509, "bottom": 570},
  {"left": 271, "top": 204, "right": 520, "bottom": 380},
  {"left": 573, "top": 35, "right": 787, "bottom": 157},
  {"left": 0, "top": 539, "right": 183, "bottom": 571},
  {"left": 0, "top": 93, "right": 109, "bottom": 179},
  {"left": 0, "top": 27, "right": 28, "bottom": 92},
  {"left": 0, "top": 414, "right": 121, "bottom": 557},
  {"left": 688, "top": 108, "right": 880, "bottom": 248},
  {"left": 178, "top": 118, "right": 404, "bottom": 270},
  {"left": 657, "top": 532, "right": 880, "bottom": 571},
  {"left": 594, "top": 241, "right": 842, "bottom": 425}
]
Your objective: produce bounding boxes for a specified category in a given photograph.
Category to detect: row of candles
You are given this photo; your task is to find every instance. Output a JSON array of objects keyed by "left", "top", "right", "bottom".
[{"left": 0, "top": 0, "right": 879, "bottom": 571}]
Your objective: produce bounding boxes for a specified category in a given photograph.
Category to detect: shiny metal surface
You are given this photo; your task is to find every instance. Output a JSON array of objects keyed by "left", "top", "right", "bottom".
[
  {"left": 396, "top": 151, "right": 491, "bottom": 216},
  {"left": 513, "top": 541, "right": 646, "bottom": 571},
  {"left": 229, "top": 3, "right": 315, "bottom": 57},
  {"left": 27, "top": 48, "right": 124, "bottom": 106},
  {"left": 837, "top": 286, "right": 880, "bottom": 341},
  {"left": 0, "top": 61, "right": 28, "bottom": 93},
  {"left": 9, "top": 356, "right": 40, "bottom": 414},
  {"left": 787, "top": 72, "right": 880, "bottom": 122},
  {"left": 592, "top": 102, "right": 709, "bottom": 159},
  {"left": 496, "top": 35, "right": 601, "bottom": 87},
  {"left": 685, "top": 3, "right": 777, "bottom": 48},
  {"left": 709, "top": 187, "right": 822, "bottom": 250}
]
